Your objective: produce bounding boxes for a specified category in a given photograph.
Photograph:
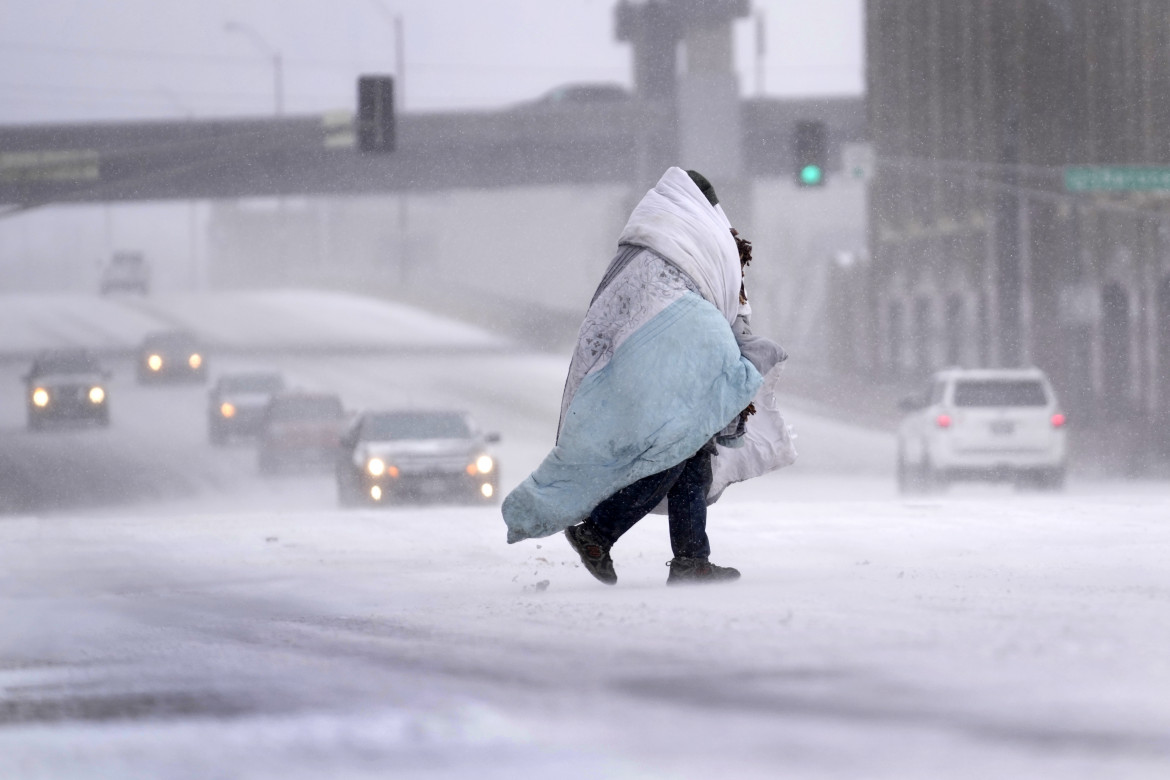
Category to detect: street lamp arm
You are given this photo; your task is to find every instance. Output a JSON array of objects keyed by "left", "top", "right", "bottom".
[
  {"left": 223, "top": 21, "right": 283, "bottom": 116},
  {"left": 223, "top": 21, "right": 275, "bottom": 58}
]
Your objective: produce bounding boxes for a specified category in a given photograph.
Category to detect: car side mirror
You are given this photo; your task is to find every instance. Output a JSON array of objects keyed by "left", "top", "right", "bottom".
[{"left": 485, "top": 432, "right": 501, "bottom": 444}]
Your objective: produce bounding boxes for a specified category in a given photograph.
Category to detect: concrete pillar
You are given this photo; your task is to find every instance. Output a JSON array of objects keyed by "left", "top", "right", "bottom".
[
  {"left": 676, "top": 12, "right": 742, "bottom": 185},
  {"left": 615, "top": 0, "right": 748, "bottom": 201}
]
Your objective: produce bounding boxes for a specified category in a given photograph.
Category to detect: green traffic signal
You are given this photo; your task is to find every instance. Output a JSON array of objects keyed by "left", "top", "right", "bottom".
[
  {"left": 794, "top": 119, "right": 828, "bottom": 188},
  {"left": 800, "top": 164, "right": 823, "bottom": 186}
]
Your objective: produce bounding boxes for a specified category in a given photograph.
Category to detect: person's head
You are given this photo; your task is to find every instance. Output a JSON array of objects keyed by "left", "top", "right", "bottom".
[{"left": 685, "top": 170, "right": 719, "bottom": 207}]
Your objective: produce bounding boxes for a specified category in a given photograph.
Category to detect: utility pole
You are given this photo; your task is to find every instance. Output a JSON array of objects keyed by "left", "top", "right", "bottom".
[
  {"left": 370, "top": 1, "right": 409, "bottom": 287},
  {"left": 755, "top": 9, "right": 766, "bottom": 97},
  {"left": 155, "top": 86, "right": 201, "bottom": 291},
  {"left": 992, "top": 6, "right": 1026, "bottom": 368},
  {"left": 370, "top": 1, "right": 406, "bottom": 111},
  {"left": 225, "top": 20, "right": 287, "bottom": 284}
]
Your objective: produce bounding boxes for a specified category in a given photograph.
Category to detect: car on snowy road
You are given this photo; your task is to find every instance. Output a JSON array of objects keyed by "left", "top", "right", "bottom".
[
  {"left": 896, "top": 367, "right": 1067, "bottom": 493},
  {"left": 23, "top": 348, "right": 110, "bottom": 430},
  {"left": 137, "top": 330, "right": 207, "bottom": 384},
  {"left": 257, "top": 391, "right": 346, "bottom": 474},
  {"left": 336, "top": 409, "right": 500, "bottom": 506},
  {"left": 208, "top": 371, "right": 286, "bottom": 445}
]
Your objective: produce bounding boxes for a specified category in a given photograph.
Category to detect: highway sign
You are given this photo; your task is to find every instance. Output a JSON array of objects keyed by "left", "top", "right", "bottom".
[{"left": 1064, "top": 166, "right": 1170, "bottom": 192}]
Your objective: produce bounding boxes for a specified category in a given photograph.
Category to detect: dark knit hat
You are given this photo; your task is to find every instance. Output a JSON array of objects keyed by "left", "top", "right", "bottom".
[{"left": 685, "top": 169, "right": 719, "bottom": 206}]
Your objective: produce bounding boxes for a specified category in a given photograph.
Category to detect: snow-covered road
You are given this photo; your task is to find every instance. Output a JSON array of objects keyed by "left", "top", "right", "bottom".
[
  {"left": 2, "top": 291, "right": 1168, "bottom": 779},
  {"left": 4, "top": 480, "right": 1169, "bottom": 779}
]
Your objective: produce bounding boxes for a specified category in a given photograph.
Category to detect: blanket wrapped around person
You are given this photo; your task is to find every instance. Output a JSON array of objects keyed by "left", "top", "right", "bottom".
[{"left": 503, "top": 167, "right": 782, "bottom": 543}]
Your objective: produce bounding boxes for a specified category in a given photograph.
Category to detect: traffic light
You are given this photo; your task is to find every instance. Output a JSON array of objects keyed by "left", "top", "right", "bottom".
[
  {"left": 793, "top": 119, "right": 828, "bottom": 187},
  {"left": 357, "top": 75, "right": 395, "bottom": 153}
]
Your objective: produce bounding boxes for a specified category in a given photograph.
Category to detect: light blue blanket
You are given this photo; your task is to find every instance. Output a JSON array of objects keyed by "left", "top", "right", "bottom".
[{"left": 503, "top": 292, "right": 762, "bottom": 543}]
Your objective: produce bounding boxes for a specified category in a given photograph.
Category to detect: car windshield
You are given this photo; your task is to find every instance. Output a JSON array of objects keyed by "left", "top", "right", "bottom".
[
  {"left": 220, "top": 374, "right": 284, "bottom": 393},
  {"left": 362, "top": 412, "right": 471, "bottom": 441},
  {"left": 32, "top": 351, "right": 101, "bottom": 375},
  {"left": 953, "top": 380, "right": 1048, "bottom": 407},
  {"left": 269, "top": 397, "right": 343, "bottom": 421}
]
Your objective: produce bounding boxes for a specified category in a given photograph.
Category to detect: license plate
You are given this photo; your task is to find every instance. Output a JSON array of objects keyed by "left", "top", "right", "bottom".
[{"left": 989, "top": 420, "right": 1015, "bottom": 435}]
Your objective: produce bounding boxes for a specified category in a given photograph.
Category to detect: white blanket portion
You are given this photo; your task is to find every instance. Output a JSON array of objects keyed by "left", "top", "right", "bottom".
[
  {"left": 708, "top": 365, "right": 798, "bottom": 501},
  {"left": 617, "top": 167, "right": 742, "bottom": 325},
  {"left": 558, "top": 249, "right": 697, "bottom": 431}
]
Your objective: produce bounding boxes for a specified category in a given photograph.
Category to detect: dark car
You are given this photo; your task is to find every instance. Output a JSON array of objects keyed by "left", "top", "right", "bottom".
[
  {"left": 257, "top": 391, "right": 346, "bottom": 474},
  {"left": 208, "top": 371, "right": 286, "bottom": 445},
  {"left": 137, "top": 330, "right": 207, "bottom": 384},
  {"left": 24, "top": 348, "right": 110, "bottom": 430},
  {"left": 336, "top": 409, "right": 500, "bottom": 506}
]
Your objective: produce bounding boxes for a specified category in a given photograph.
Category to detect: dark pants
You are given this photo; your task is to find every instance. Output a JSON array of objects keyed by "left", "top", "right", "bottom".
[{"left": 585, "top": 448, "right": 713, "bottom": 559}]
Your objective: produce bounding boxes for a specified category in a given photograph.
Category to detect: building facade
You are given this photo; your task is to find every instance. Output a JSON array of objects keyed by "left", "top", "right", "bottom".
[{"left": 864, "top": 0, "right": 1170, "bottom": 462}]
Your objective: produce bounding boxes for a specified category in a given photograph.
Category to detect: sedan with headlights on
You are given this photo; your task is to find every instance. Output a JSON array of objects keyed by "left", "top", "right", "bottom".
[
  {"left": 336, "top": 409, "right": 501, "bottom": 506},
  {"left": 208, "top": 371, "right": 286, "bottom": 445},
  {"left": 24, "top": 348, "right": 110, "bottom": 430},
  {"left": 137, "top": 330, "right": 207, "bottom": 384}
]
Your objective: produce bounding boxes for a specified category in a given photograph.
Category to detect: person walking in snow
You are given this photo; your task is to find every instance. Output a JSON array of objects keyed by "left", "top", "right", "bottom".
[{"left": 502, "top": 167, "right": 789, "bottom": 585}]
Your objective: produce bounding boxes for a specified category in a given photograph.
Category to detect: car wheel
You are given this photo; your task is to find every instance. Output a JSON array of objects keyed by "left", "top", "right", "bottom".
[
  {"left": 1022, "top": 467, "right": 1065, "bottom": 492},
  {"left": 897, "top": 446, "right": 928, "bottom": 495},
  {"left": 896, "top": 452, "right": 913, "bottom": 494}
]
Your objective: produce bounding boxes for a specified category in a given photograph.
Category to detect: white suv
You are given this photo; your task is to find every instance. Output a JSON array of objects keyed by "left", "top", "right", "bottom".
[{"left": 896, "top": 367, "right": 1067, "bottom": 492}]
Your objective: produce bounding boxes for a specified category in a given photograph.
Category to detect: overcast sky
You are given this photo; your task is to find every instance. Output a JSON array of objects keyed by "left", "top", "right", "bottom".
[{"left": 0, "top": 0, "right": 863, "bottom": 124}]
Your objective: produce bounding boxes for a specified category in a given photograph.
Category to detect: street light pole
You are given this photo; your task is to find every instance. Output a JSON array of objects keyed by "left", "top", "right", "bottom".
[
  {"left": 224, "top": 20, "right": 287, "bottom": 287},
  {"left": 369, "top": 2, "right": 409, "bottom": 287},
  {"left": 370, "top": 0, "right": 405, "bottom": 111},
  {"left": 223, "top": 21, "right": 283, "bottom": 115},
  {"left": 155, "top": 86, "right": 201, "bottom": 291}
]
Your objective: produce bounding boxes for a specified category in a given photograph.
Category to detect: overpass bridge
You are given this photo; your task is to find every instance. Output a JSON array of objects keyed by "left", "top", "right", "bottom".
[{"left": 0, "top": 97, "right": 864, "bottom": 208}]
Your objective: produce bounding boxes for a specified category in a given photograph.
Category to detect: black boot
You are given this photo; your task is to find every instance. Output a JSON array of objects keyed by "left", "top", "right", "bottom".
[
  {"left": 666, "top": 556, "right": 740, "bottom": 585},
  {"left": 565, "top": 523, "right": 617, "bottom": 585}
]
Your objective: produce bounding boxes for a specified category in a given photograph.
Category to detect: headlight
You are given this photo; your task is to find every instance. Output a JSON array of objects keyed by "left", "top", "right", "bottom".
[
  {"left": 147, "top": 354, "right": 163, "bottom": 371},
  {"left": 32, "top": 387, "right": 50, "bottom": 407},
  {"left": 367, "top": 457, "right": 386, "bottom": 477},
  {"left": 370, "top": 485, "right": 383, "bottom": 501},
  {"left": 220, "top": 402, "right": 236, "bottom": 418},
  {"left": 475, "top": 455, "right": 494, "bottom": 474},
  {"left": 188, "top": 353, "right": 202, "bottom": 369},
  {"left": 89, "top": 386, "right": 105, "bottom": 404},
  {"left": 480, "top": 483, "right": 494, "bottom": 498}
]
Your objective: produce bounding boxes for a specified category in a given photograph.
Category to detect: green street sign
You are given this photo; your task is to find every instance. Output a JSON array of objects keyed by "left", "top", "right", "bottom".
[{"left": 1065, "top": 166, "right": 1170, "bottom": 192}]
